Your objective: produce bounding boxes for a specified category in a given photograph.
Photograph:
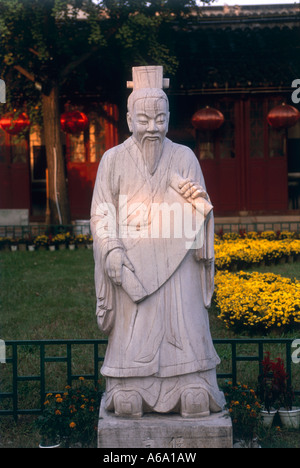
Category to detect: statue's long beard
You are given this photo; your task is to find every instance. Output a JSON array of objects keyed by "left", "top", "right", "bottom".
[{"left": 142, "top": 138, "right": 163, "bottom": 175}]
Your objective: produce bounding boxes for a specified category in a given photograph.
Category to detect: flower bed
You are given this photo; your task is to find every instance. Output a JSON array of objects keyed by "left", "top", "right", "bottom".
[
  {"left": 33, "top": 235, "right": 49, "bottom": 249},
  {"left": 215, "top": 237, "right": 300, "bottom": 270},
  {"left": 0, "top": 233, "right": 93, "bottom": 251},
  {"left": 214, "top": 270, "right": 300, "bottom": 332}
]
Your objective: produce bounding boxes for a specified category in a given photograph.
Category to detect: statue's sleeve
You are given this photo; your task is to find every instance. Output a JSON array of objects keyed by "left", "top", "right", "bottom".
[
  {"left": 90, "top": 150, "right": 122, "bottom": 334},
  {"left": 175, "top": 146, "right": 215, "bottom": 309},
  {"left": 198, "top": 210, "right": 215, "bottom": 309}
]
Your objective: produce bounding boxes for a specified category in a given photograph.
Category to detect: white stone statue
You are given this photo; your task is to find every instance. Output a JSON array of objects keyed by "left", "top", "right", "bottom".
[
  {"left": 91, "top": 66, "right": 225, "bottom": 419},
  {"left": 0, "top": 79, "right": 6, "bottom": 103}
]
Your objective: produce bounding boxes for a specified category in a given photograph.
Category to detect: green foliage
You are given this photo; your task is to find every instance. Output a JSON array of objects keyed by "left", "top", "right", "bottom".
[
  {"left": 0, "top": 0, "right": 106, "bottom": 124},
  {"left": 115, "top": 12, "right": 178, "bottom": 74},
  {"left": 0, "top": 0, "right": 215, "bottom": 119}
]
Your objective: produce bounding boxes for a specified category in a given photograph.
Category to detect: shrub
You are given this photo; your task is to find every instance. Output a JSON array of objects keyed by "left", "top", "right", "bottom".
[
  {"left": 35, "top": 377, "right": 103, "bottom": 448},
  {"left": 257, "top": 352, "right": 295, "bottom": 411},
  {"left": 223, "top": 380, "right": 261, "bottom": 444}
]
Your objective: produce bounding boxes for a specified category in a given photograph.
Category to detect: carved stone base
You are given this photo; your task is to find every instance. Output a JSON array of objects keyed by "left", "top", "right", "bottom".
[{"left": 97, "top": 395, "right": 233, "bottom": 449}]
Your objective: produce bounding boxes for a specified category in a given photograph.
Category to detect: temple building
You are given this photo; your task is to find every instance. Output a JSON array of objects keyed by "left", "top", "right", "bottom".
[{"left": 0, "top": 3, "right": 299, "bottom": 223}]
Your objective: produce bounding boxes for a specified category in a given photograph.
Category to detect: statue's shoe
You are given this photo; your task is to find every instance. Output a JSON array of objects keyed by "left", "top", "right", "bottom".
[
  {"left": 180, "top": 388, "right": 210, "bottom": 418},
  {"left": 113, "top": 390, "right": 143, "bottom": 418}
]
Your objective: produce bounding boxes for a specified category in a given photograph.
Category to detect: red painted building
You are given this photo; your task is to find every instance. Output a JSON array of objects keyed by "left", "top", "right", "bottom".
[
  {"left": 0, "top": 103, "right": 118, "bottom": 221},
  {"left": 167, "top": 4, "right": 300, "bottom": 217},
  {"left": 169, "top": 94, "right": 294, "bottom": 216},
  {"left": 0, "top": 4, "right": 299, "bottom": 221}
]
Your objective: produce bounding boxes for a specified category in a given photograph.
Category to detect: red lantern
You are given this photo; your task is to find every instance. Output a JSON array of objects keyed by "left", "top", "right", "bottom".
[
  {"left": 60, "top": 111, "right": 89, "bottom": 135},
  {"left": 0, "top": 112, "right": 30, "bottom": 135},
  {"left": 267, "top": 103, "right": 300, "bottom": 129},
  {"left": 191, "top": 106, "right": 225, "bottom": 131}
]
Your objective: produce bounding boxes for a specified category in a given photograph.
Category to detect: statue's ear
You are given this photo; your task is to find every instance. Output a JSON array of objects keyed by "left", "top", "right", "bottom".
[{"left": 127, "top": 113, "right": 133, "bottom": 133}]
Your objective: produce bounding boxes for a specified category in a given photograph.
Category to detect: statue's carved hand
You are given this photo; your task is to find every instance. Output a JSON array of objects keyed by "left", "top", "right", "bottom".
[
  {"left": 178, "top": 179, "right": 208, "bottom": 201},
  {"left": 105, "top": 248, "right": 135, "bottom": 286}
]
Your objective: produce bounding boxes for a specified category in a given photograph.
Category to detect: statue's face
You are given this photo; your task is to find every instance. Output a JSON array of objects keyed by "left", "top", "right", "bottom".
[{"left": 127, "top": 97, "right": 169, "bottom": 146}]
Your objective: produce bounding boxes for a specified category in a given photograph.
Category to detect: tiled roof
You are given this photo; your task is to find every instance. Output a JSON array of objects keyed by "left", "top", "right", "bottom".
[
  {"left": 171, "top": 21, "right": 300, "bottom": 93},
  {"left": 197, "top": 4, "right": 299, "bottom": 23}
]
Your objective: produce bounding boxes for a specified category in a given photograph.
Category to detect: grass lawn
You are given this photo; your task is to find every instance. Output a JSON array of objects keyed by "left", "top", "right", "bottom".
[
  {"left": 0, "top": 249, "right": 98, "bottom": 340},
  {"left": 1, "top": 249, "right": 299, "bottom": 341},
  {"left": 0, "top": 249, "right": 300, "bottom": 448}
]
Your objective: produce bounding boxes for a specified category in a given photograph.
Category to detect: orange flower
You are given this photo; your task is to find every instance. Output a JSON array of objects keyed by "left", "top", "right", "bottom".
[
  {"left": 55, "top": 410, "right": 61, "bottom": 416},
  {"left": 69, "top": 422, "right": 76, "bottom": 429}
]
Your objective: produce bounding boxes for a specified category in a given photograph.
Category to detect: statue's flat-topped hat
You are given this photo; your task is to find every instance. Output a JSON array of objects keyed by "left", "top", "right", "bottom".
[{"left": 127, "top": 66, "right": 169, "bottom": 90}]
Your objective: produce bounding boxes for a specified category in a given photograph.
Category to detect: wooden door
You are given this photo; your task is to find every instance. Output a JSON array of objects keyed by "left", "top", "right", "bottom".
[
  {"left": 197, "top": 96, "right": 288, "bottom": 215},
  {"left": 197, "top": 99, "right": 242, "bottom": 215},
  {"left": 244, "top": 97, "right": 288, "bottom": 212}
]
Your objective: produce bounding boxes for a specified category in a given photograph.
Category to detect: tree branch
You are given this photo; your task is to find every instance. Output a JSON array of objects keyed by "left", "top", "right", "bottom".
[
  {"left": 14, "top": 45, "right": 100, "bottom": 90},
  {"left": 13, "top": 64, "right": 35, "bottom": 82},
  {"left": 29, "top": 47, "right": 39, "bottom": 57},
  {"left": 59, "top": 46, "right": 99, "bottom": 81}
]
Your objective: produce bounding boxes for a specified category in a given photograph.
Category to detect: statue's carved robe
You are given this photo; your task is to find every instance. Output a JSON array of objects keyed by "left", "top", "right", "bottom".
[{"left": 90, "top": 136, "right": 225, "bottom": 413}]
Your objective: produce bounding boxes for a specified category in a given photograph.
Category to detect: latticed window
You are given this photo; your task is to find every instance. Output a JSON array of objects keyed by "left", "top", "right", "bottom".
[{"left": 195, "top": 99, "right": 235, "bottom": 161}]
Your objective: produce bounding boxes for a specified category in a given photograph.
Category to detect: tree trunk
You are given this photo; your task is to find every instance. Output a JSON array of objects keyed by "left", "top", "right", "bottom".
[{"left": 42, "top": 85, "right": 71, "bottom": 225}]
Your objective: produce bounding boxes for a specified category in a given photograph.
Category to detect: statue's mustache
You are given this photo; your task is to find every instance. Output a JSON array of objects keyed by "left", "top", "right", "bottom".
[{"left": 142, "top": 134, "right": 162, "bottom": 143}]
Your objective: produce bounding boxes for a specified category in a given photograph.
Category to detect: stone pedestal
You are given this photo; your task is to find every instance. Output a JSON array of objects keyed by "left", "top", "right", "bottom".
[{"left": 98, "top": 395, "right": 233, "bottom": 449}]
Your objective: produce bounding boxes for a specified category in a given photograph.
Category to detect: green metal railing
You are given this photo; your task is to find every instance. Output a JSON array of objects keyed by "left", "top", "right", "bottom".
[
  {"left": 215, "top": 221, "right": 300, "bottom": 234},
  {"left": 0, "top": 338, "right": 299, "bottom": 421},
  {"left": 0, "top": 224, "right": 91, "bottom": 239},
  {"left": 0, "top": 221, "right": 299, "bottom": 241},
  {"left": 0, "top": 339, "right": 107, "bottom": 421}
]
